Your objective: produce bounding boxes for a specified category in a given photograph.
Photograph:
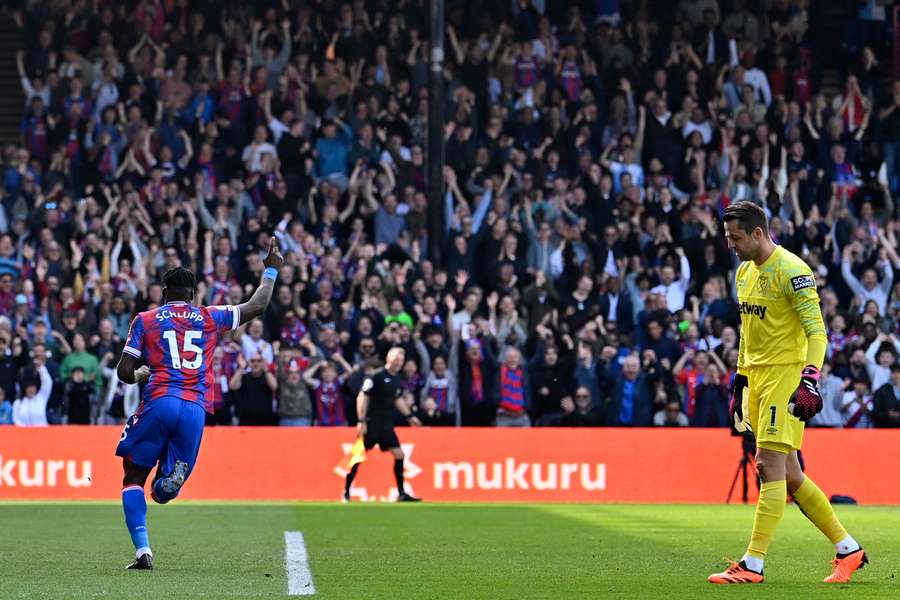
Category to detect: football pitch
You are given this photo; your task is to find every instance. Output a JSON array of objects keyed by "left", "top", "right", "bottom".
[{"left": 0, "top": 503, "right": 897, "bottom": 599}]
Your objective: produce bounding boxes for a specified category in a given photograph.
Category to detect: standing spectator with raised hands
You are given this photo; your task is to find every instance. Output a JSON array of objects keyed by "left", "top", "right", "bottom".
[
  {"left": 864, "top": 332, "right": 900, "bottom": 393},
  {"left": 841, "top": 239, "right": 894, "bottom": 316},
  {"left": 230, "top": 351, "right": 278, "bottom": 426},
  {"left": 12, "top": 352, "right": 53, "bottom": 426},
  {"left": 16, "top": 50, "right": 50, "bottom": 107},
  {"left": 651, "top": 246, "right": 691, "bottom": 313}
]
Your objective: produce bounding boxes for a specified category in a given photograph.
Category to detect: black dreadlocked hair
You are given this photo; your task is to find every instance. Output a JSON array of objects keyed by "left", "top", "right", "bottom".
[{"left": 161, "top": 267, "right": 197, "bottom": 301}]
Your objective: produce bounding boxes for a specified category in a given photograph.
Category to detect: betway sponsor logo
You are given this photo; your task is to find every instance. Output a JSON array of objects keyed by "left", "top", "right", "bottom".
[
  {"left": 0, "top": 456, "right": 92, "bottom": 488},
  {"left": 434, "top": 459, "right": 606, "bottom": 491},
  {"left": 738, "top": 301, "right": 768, "bottom": 320}
]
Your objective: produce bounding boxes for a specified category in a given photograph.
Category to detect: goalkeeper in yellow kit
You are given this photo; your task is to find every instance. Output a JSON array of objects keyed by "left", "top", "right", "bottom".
[{"left": 708, "top": 202, "right": 867, "bottom": 585}]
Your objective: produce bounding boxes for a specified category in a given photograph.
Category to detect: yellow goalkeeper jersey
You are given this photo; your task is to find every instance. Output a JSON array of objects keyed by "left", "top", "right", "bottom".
[{"left": 735, "top": 246, "right": 827, "bottom": 369}]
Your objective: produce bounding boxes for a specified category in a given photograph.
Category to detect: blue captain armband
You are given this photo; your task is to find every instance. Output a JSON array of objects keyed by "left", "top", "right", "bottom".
[{"left": 263, "top": 267, "right": 279, "bottom": 282}]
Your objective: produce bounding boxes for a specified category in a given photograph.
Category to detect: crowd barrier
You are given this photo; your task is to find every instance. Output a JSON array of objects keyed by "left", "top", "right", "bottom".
[{"left": 0, "top": 427, "right": 897, "bottom": 503}]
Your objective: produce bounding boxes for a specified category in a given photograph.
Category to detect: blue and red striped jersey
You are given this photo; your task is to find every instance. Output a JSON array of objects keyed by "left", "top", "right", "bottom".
[{"left": 123, "top": 301, "right": 240, "bottom": 413}]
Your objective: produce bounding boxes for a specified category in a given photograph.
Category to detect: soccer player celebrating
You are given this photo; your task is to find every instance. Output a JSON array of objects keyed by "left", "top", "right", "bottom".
[
  {"left": 114, "top": 238, "right": 283, "bottom": 569},
  {"left": 708, "top": 202, "right": 866, "bottom": 584},
  {"left": 343, "top": 347, "right": 422, "bottom": 502}
]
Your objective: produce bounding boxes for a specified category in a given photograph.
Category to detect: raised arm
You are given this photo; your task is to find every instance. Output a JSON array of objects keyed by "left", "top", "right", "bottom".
[
  {"left": 447, "top": 25, "right": 465, "bottom": 65},
  {"left": 676, "top": 247, "right": 691, "bottom": 289},
  {"left": 236, "top": 237, "right": 285, "bottom": 326},
  {"left": 803, "top": 103, "right": 820, "bottom": 140},
  {"left": 36, "top": 363, "right": 53, "bottom": 404},
  {"left": 303, "top": 360, "right": 323, "bottom": 386},
  {"left": 339, "top": 188, "right": 358, "bottom": 223},
  {"left": 360, "top": 175, "right": 380, "bottom": 216},
  {"left": 215, "top": 42, "right": 224, "bottom": 82},
  {"left": 16, "top": 50, "right": 30, "bottom": 90},
  {"left": 878, "top": 228, "right": 900, "bottom": 268},
  {"left": 634, "top": 104, "right": 646, "bottom": 156},
  {"left": 486, "top": 27, "right": 504, "bottom": 63},
  {"left": 471, "top": 188, "right": 494, "bottom": 234},
  {"left": 177, "top": 130, "right": 194, "bottom": 169},
  {"left": 333, "top": 352, "right": 356, "bottom": 374},
  {"left": 840, "top": 246, "right": 866, "bottom": 299}
]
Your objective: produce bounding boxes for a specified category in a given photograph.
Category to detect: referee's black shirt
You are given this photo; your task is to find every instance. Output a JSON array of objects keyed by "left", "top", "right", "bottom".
[{"left": 362, "top": 368, "right": 402, "bottom": 428}]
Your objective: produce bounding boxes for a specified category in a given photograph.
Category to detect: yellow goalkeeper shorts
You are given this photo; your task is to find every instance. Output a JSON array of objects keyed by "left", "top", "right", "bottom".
[{"left": 745, "top": 363, "right": 805, "bottom": 453}]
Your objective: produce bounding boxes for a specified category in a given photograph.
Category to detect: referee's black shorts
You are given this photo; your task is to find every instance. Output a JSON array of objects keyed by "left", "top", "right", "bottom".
[{"left": 364, "top": 424, "right": 400, "bottom": 451}]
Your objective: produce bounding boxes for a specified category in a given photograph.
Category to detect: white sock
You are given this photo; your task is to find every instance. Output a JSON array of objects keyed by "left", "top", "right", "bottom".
[
  {"left": 741, "top": 554, "right": 764, "bottom": 573},
  {"left": 835, "top": 535, "right": 860, "bottom": 555},
  {"left": 136, "top": 546, "right": 153, "bottom": 559}
]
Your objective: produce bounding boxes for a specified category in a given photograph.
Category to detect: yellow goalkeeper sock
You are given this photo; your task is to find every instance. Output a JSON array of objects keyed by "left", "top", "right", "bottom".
[
  {"left": 746, "top": 480, "right": 786, "bottom": 559},
  {"left": 792, "top": 476, "right": 848, "bottom": 544}
]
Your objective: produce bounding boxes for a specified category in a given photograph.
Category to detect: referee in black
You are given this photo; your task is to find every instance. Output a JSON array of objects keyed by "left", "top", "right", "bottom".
[{"left": 343, "top": 346, "right": 422, "bottom": 502}]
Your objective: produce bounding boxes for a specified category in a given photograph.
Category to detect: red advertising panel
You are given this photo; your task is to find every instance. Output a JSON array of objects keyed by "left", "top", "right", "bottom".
[{"left": 0, "top": 427, "right": 897, "bottom": 503}]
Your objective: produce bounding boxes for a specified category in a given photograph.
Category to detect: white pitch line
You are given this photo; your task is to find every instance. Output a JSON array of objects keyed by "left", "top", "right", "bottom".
[{"left": 284, "top": 531, "right": 316, "bottom": 595}]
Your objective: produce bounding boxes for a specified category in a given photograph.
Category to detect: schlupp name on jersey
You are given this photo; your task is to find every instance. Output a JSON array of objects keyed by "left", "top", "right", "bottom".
[
  {"left": 155, "top": 309, "right": 204, "bottom": 322},
  {"left": 738, "top": 301, "right": 768, "bottom": 320}
]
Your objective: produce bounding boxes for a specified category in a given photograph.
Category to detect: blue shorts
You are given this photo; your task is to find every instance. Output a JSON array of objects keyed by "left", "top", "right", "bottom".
[{"left": 116, "top": 396, "right": 206, "bottom": 479}]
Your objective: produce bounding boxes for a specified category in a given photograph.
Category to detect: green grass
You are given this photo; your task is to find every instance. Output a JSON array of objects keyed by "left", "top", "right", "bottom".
[{"left": 0, "top": 503, "right": 897, "bottom": 599}]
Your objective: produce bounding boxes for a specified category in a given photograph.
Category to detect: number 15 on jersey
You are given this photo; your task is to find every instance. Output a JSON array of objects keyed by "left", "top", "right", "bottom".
[{"left": 162, "top": 330, "right": 203, "bottom": 370}]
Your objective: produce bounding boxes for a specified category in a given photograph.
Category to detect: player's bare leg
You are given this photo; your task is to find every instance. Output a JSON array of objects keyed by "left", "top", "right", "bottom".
[
  {"left": 121, "top": 458, "right": 154, "bottom": 570},
  {"left": 786, "top": 451, "right": 867, "bottom": 582},
  {"left": 391, "top": 446, "right": 420, "bottom": 502}
]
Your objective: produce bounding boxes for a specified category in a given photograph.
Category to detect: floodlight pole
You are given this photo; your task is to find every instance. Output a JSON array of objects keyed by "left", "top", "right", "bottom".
[{"left": 427, "top": 0, "right": 445, "bottom": 267}]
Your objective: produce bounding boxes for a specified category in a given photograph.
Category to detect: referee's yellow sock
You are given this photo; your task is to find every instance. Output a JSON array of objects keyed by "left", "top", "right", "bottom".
[
  {"left": 792, "top": 476, "right": 852, "bottom": 547},
  {"left": 745, "top": 480, "right": 787, "bottom": 567}
]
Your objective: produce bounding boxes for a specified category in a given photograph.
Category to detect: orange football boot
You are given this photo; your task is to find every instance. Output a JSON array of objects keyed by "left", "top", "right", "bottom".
[
  {"left": 824, "top": 548, "right": 868, "bottom": 583},
  {"left": 708, "top": 561, "right": 765, "bottom": 584}
]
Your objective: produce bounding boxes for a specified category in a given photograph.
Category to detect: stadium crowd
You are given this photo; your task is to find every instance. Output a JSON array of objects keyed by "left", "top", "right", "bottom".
[{"left": 1, "top": 0, "right": 899, "bottom": 430}]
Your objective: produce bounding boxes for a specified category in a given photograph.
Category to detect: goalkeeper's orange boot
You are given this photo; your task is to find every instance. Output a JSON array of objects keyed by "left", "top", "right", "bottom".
[
  {"left": 824, "top": 548, "right": 868, "bottom": 583},
  {"left": 707, "top": 561, "right": 764, "bottom": 584}
]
